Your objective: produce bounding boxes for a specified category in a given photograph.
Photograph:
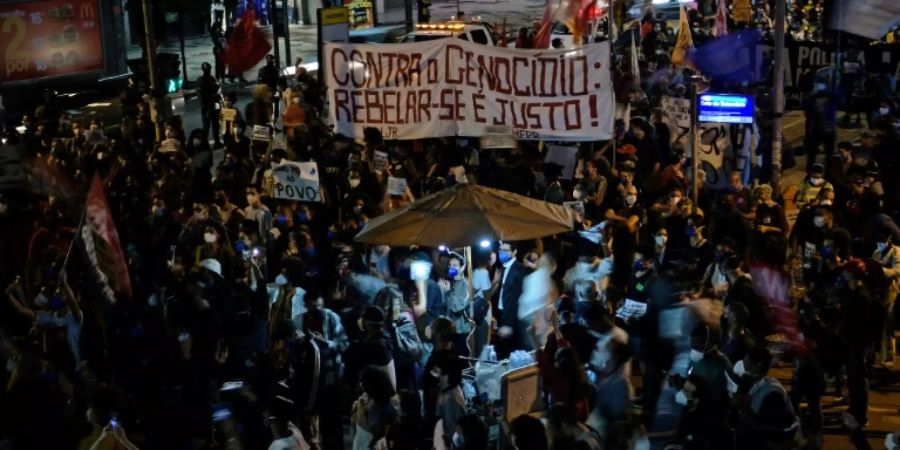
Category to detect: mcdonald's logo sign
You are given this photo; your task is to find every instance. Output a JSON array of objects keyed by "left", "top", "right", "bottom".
[{"left": 80, "top": 2, "right": 96, "bottom": 20}]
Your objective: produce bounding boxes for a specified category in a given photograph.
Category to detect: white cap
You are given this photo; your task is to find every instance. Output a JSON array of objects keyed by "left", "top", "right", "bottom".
[{"left": 200, "top": 258, "right": 222, "bottom": 277}]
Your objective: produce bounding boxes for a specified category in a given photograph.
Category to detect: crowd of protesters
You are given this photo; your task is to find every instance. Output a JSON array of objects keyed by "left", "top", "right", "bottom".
[{"left": 1, "top": 1, "right": 900, "bottom": 450}]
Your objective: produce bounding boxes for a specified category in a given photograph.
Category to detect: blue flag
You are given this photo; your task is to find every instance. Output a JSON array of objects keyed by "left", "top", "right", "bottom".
[{"left": 690, "top": 29, "right": 763, "bottom": 85}]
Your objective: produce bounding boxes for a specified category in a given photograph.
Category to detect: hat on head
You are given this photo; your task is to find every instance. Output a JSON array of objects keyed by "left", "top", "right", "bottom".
[
  {"left": 841, "top": 258, "right": 867, "bottom": 278},
  {"left": 199, "top": 258, "right": 222, "bottom": 277}
]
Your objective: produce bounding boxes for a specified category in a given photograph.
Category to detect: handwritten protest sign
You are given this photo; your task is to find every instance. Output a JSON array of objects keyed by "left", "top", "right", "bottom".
[
  {"left": 387, "top": 176, "right": 408, "bottom": 196},
  {"left": 324, "top": 39, "right": 613, "bottom": 141},
  {"left": 252, "top": 125, "right": 271, "bottom": 142},
  {"left": 271, "top": 161, "right": 322, "bottom": 202}
]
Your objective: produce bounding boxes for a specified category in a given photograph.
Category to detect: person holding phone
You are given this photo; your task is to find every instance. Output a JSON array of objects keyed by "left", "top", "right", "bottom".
[
  {"left": 441, "top": 252, "right": 471, "bottom": 357},
  {"left": 81, "top": 385, "right": 140, "bottom": 450}
]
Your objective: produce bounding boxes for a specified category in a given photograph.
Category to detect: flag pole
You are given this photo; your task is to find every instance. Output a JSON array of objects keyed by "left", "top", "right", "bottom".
[
  {"left": 141, "top": 0, "right": 163, "bottom": 143},
  {"left": 771, "top": 0, "right": 785, "bottom": 195}
]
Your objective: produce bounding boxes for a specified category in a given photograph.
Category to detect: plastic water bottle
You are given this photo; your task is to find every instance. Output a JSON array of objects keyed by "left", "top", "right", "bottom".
[{"left": 488, "top": 346, "right": 497, "bottom": 362}]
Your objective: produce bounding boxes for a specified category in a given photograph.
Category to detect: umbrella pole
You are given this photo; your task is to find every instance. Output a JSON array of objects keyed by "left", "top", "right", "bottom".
[{"left": 465, "top": 246, "right": 474, "bottom": 301}]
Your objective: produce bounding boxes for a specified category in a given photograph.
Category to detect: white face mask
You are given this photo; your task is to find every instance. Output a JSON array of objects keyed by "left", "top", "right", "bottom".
[
  {"left": 192, "top": 138, "right": 202, "bottom": 147},
  {"left": 573, "top": 189, "right": 583, "bottom": 200},
  {"left": 877, "top": 242, "right": 888, "bottom": 252},
  {"left": 813, "top": 216, "right": 826, "bottom": 228},
  {"left": 0, "top": 203, "right": 7, "bottom": 214},
  {"left": 349, "top": 178, "right": 361, "bottom": 188},
  {"left": 809, "top": 177, "right": 823, "bottom": 186},
  {"left": 689, "top": 349, "right": 704, "bottom": 362},
  {"left": 654, "top": 235, "right": 667, "bottom": 246},
  {"left": 452, "top": 432, "right": 464, "bottom": 449},
  {"left": 725, "top": 371, "right": 739, "bottom": 395},
  {"left": 674, "top": 389, "right": 689, "bottom": 406},
  {"left": 819, "top": 199, "right": 832, "bottom": 206},
  {"left": 885, "top": 432, "right": 897, "bottom": 450},
  {"left": 633, "top": 435, "right": 651, "bottom": 450},
  {"left": 203, "top": 232, "right": 217, "bottom": 244},
  {"left": 625, "top": 194, "right": 637, "bottom": 206},
  {"left": 733, "top": 360, "right": 746, "bottom": 377},
  {"left": 880, "top": 107, "right": 890, "bottom": 116}
]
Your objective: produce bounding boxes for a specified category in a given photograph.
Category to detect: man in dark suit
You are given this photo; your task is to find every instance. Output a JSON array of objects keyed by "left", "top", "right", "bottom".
[{"left": 494, "top": 241, "right": 529, "bottom": 358}]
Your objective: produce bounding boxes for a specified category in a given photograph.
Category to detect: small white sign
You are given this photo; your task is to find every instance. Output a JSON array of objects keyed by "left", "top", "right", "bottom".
[
  {"left": 387, "top": 176, "right": 408, "bottom": 196},
  {"left": 251, "top": 125, "right": 271, "bottom": 142}
]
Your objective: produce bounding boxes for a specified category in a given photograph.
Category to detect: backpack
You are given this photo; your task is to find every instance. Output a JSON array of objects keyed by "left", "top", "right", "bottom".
[{"left": 391, "top": 317, "right": 423, "bottom": 367}]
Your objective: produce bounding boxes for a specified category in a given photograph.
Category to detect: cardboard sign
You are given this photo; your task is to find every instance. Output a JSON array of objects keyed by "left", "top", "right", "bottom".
[
  {"left": 251, "top": 125, "right": 270, "bottom": 142},
  {"left": 220, "top": 108, "right": 237, "bottom": 122},
  {"left": 616, "top": 299, "right": 648, "bottom": 321},
  {"left": 480, "top": 125, "right": 517, "bottom": 149},
  {"left": 372, "top": 150, "right": 389, "bottom": 171},
  {"left": 271, "top": 161, "right": 322, "bottom": 202},
  {"left": 387, "top": 176, "right": 408, "bottom": 196},
  {"left": 159, "top": 138, "right": 179, "bottom": 153},
  {"left": 563, "top": 201, "right": 585, "bottom": 217},
  {"left": 324, "top": 40, "right": 614, "bottom": 141}
]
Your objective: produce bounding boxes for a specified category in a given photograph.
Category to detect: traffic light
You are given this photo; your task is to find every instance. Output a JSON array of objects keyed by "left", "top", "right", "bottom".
[{"left": 156, "top": 53, "right": 181, "bottom": 94}]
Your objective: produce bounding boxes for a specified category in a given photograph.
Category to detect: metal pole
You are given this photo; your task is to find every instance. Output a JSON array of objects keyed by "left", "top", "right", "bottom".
[
  {"left": 771, "top": 0, "right": 785, "bottom": 194},
  {"left": 270, "top": 0, "right": 281, "bottom": 69},
  {"left": 141, "top": 0, "right": 163, "bottom": 142},
  {"left": 405, "top": 0, "right": 414, "bottom": 33},
  {"left": 178, "top": 6, "right": 188, "bottom": 89},
  {"left": 690, "top": 79, "right": 699, "bottom": 214},
  {"left": 282, "top": 0, "right": 292, "bottom": 68}
]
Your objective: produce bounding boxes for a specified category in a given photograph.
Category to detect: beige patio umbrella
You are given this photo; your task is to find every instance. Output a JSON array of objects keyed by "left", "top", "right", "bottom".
[{"left": 354, "top": 182, "right": 575, "bottom": 248}]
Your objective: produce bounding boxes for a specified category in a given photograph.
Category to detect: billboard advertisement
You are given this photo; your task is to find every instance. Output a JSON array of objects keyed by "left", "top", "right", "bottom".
[{"left": 0, "top": 0, "right": 104, "bottom": 84}]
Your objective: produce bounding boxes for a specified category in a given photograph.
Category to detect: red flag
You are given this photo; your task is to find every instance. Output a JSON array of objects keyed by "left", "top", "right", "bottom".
[
  {"left": 535, "top": 0, "right": 593, "bottom": 48},
  {"left": 222, "top": 8, "right": 272, "bottom": 77},
  {"left": 82, "top": 176, "right": 131, "bottom": 304},
  {"left": 534, "top": 0, "right": 556, "bottom": 49},
  {"left": 750, "top": 263, "right": 807, "bottom": 354},
  {"left": 715, "top": 0, "right": 728, "bottom": 37}
]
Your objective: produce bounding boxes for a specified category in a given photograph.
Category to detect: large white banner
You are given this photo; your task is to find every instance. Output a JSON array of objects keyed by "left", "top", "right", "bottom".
[{"left": 324, "top": 39, "right": 614, "bottom": 141}]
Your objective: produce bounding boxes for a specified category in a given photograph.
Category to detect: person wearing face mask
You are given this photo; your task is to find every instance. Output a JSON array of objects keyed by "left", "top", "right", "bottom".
[
  {"left": 194, "top": 223, "right": 235, "bottom": 281},
  {"left": 795, "top": 207, "right": 851, "bottom": 285},
  {"left": 685, "top": 324, "right": 733, "bottom": 410},
  {"left": 872, "top": 231, "right": 899, "bottom": 367},
  {"left": 586, "top": 338, "right": 633, "bottom": 441},
  {"left": 494, "top": 241, "right": 529, "bottom": 358},
  {"left": 607, "top": 184, "right": 642, "bottom": 289},
  {"left": 652, "top": 228, "right": 668, "bottom": 266},
  {"left": 795, "top": 164, "right": 832, "bottom": 210},
  {"left": 626, "top": 246, "right": 657, "bottom": 303},
  {"left": 671, "top": 374, "right": 732, "bottom": 450},
  {"left": 441, "top": 253, "right": 471, "bottom": 356},
  {"left": 297, "top": 286, "right": 349, "bottom": 450},
  {"left": 734, "top": 347, "right": 799, "bottom": 450}
]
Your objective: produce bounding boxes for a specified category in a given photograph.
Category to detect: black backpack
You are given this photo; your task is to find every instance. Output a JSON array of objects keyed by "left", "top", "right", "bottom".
[{"left": 390, "top": 317, "right": 423, "bottom": 367}]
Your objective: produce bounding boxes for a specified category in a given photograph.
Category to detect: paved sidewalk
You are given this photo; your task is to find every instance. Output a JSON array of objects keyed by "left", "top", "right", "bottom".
[{"left": 127, "top": 24, "right": 320, "bottom": 85}]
